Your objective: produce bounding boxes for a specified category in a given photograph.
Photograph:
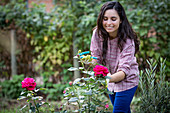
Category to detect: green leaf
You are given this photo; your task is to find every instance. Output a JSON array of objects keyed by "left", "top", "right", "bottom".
[
  {"left": 85, "top": 89, "right": 92, "bottom": 95},
  {"left": 82, "top": 78, "right": 90, "bottom": 81},
  {"left": 34, "top": 89, "right": 39, "bottom": 92},
  {"left": 20, "top": 91, "right": 25, "bottom": 95},
  {"left": 64, "top": 55, "right": 69, "bottom": 61},
  {"left": 30, "top": 106, "right": 35, "bottom": 112},
  {"left": 68, "top": 67, "right": 78, "bottom": 71},
  {"left": 82, "top": 71, "right": 94, "bottom": 76},
  {"left": 39, "top": 88, "right": 46, "bottom": 90},
  {"left": 68, "top": 97, "right": 78, "bottom": 102},
  {"left": 32, "top": 96, "right": 43, "bottom": 100},
  {"left": 44, "top": 16, "right": 50, "bottom": 20},
  {"left": 36, "top": 103, "right": 40, "bottom": 108},
  {"left": 106, "top": 91, "right": 114, "bottom": 95},
  {"left": 140, "top": 28, "right": 148, "bottom": 36},
  {"left": 73, "top": 78, "right": 81, "bottom": 85},
  {"left": 20, "top": 105, "right": 27, "bottom": 111},
  {"left": 18, "top": 96, "right": 26, "bottom": 100},
  {"left": 27, "top": 99, "right": 31, "bottom": 102}
]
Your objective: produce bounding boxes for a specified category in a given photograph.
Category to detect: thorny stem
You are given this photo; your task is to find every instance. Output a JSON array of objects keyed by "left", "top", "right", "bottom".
[
  {"left": 33, "top": 98, "right": 39, "bottom": 113},
  {"left": 72, "top": 85, "right": 81, "bottom": 110},
  {"left": 81, "top": 60, "right": 85, "bottom": 70},
  {"left": 87, "top": 81, "right": 91, "bottom": 113},
  {"left": 86, "top": 63, "right": 93, "bottom": 73},
  {"left": 79, "top": 57, "right": 94, "bottom": 113}
]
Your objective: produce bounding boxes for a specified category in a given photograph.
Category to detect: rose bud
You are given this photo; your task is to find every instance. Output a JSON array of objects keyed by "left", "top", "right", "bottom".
[{"left": 69, "top": 81, "right": 73, "bottom": 85}]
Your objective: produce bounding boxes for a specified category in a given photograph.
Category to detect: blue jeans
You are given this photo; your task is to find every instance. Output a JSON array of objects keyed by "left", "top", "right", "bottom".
[{"left": 108, "top": 86, "right": 138, "bottom": 113}]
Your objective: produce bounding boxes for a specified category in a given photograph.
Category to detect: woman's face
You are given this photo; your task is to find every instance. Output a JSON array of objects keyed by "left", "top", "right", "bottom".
[{"left": 102, "top": 9, "right": 121, "bottom": 38}]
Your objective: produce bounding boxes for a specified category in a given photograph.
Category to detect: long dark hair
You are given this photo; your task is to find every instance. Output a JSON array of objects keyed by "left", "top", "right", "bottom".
[{"left": 97, "top": 1, "right": 140, "bottom": 65}]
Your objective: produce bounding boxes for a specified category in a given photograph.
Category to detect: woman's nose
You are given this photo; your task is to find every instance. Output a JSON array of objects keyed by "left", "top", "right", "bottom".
[{"left": 107, "top": 19, "right": 112, "bottom": 24}]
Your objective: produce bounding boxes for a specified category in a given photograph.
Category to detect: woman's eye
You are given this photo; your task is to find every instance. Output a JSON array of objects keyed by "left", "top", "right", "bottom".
[
  {"left": 103, "top": 18, "right": 108, "bottom": 21},
  {"left": 111, "top": 18, "right": 116, "bottom": 21}
]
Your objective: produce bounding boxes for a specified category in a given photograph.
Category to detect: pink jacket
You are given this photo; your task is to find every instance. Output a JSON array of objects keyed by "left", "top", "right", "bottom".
[{"left": 90, "top": 29, "right": 139, "bottom": 92}]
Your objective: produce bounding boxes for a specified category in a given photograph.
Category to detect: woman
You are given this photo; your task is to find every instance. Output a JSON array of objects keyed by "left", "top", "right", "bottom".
[{"left": 90, "top": 1, "right": 140, "bottom": 113}]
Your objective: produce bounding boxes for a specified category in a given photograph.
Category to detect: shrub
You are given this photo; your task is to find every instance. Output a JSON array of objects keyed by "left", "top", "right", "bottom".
[
  {"left": 138, "top": 58, "right": 169, "bottom": 113},
  {"left": 0, "top": 74, "right": 24, "bottom": 99}
]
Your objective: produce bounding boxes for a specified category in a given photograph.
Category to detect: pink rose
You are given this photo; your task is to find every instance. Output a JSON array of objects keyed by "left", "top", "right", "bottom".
[
  {"left": 105, "top": 104, "right": 109, "bottom": 108},
  {"left": 21, "top": 78, "right": 36, "bottom": 91},
  {"left": 63, "top": 90, "right": 66, "bottom": 94},
  {"left": 93, "top": 65, "right": 109, "bottom": 77},
  {"left": 69, "top": 81, "right": 73, "bottom": 85}
]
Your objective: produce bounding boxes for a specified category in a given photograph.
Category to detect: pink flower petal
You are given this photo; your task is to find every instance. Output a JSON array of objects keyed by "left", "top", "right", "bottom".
[
  {"left": 21, "top": 78, "right": 36, "bottom": 91},
  {"left": 93, "top": 65, "right": 109, "bottom": 77}
]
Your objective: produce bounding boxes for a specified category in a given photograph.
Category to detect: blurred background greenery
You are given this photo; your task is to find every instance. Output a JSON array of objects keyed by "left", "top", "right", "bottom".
[{"left": 0, "top": 0, "right": 169, "bottom": 112}]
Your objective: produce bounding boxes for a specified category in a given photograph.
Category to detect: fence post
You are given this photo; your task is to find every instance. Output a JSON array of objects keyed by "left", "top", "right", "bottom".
[
  {"left": 11, "top": 29, "right": 17, "bottom": 79},
  {"left": 73, "top": 31, "right": 80, "bottom": 79}
]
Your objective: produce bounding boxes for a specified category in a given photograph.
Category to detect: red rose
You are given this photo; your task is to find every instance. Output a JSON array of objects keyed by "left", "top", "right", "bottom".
[
  {"left": 21, "top": 78, "right": 36, "bottom": 91},
  {"left": 93, "top": 65, "right": 109, "bottom": 77}
]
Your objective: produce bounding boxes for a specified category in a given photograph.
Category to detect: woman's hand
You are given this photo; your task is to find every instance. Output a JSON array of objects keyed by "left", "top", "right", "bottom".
[{"left": 107, "top": 71, "right": 125, "bottom": 83}]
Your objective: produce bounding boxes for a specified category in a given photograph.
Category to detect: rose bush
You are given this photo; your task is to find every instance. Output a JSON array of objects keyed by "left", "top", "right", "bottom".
[
  {"left": 62, "top": 50, "right": 112, "bottom": 113},
  {"left": 18, "top": 78, "right": 51, "bottom": 113}
]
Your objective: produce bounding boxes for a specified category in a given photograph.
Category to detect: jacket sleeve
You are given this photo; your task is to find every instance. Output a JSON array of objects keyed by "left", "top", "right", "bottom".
[
  {"left": 90, "top": 29, "right": 102, "bottom": 64},
  {"left": 117, "top": 39, "right": 135, "bottom": 76}
]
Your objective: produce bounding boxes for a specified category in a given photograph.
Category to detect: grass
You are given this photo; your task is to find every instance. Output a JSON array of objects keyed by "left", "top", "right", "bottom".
[{"left": 0, "top": 108, "right": 19, "bottom": 113}]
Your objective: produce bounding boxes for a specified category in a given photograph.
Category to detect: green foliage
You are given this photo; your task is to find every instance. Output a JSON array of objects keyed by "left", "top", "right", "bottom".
[
  {"left": 66, "top": 0, "right": 100, "bottom": 50},
  {"left": 0, "top": 108, "right": 18, "bottom": 113},
  {"left": 44, "top": 83, "right": 67, "bottom": 101},
  {"left": 0, "top": 0, "right": 169, "bottom": 103},
  {"left": 0, "top": 74, "right": 24, "bottom": 99},
  {"left": 138, "top": 58, "right": 169, "bottom": 113},
  {"left": 0, "top": 0, "right": 26, "bottom": 28},
  {"left": 119, "top": 0, "right": 170, "bottom": 74},
  {"left": 26, "top": 3, "right": 72, "bottom": 72},
  {"left": 40, "top": 63, "right": 72, "bottom": 101},
  {"left": 0, "top": 0, "right": 169, "bottom": 71},
  {"left": 0, "top": 0, "right": 72, "bottom": 73}
]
